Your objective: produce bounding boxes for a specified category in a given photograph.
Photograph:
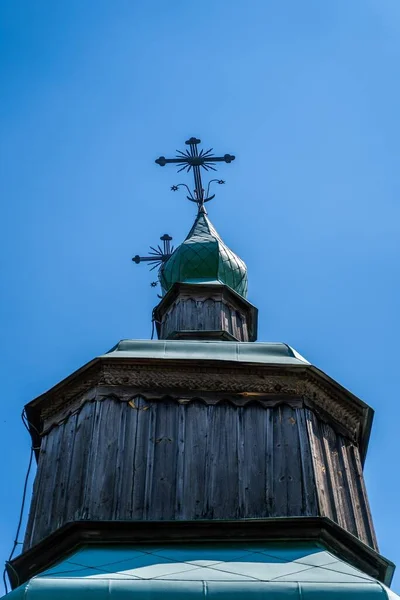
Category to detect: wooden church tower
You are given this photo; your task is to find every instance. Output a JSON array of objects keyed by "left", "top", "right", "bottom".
[{"left": 3, "top": 137, "right": 399, "bottom": 599}]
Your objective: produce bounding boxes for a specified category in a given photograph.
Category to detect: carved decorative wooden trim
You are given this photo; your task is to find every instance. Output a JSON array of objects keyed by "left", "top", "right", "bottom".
[
  {"left": 28, "top": 360, "right": 369, "bottom": 451},
  {"left": 98, "top": 365, "right": 363, "bottom": 438}
]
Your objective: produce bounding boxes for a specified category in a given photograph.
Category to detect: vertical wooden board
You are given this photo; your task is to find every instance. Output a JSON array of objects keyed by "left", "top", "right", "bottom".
[
  {"left": 33, "top": 423, "right": 65, "bottom": 543},
  {"left": 175, "top": 300, "right": 181, "bottom": 331},
  {"left": 23, "top": 434, "right": 48, "bottom": 550},
  {"left": 184, "top": 299, "right": 191, "bottom": 330},
  {"left": 207, "top": 403, "right": 239, "bottom": 519},
  {"left": 223, "top": 303, "right": 232, "bottom": 335},
  {"left": 229, "top": 306, "right": 236, "bottom": 338},
  {"left": 131, "top": 397, "right": 153, "bottom": 519},
  {"left": 265, "top": 408, "right": 275, "bottom": 515},
  {"left": 196, "top": 300, "right": 203, "bottom": 330},
  {"left": 181, "top": 299, "right": 188, "bottom": 329},
  {"left": 213, "top": 299, "right": 221, "bottom": 330},
  {"left": 281, "top": 405, "right": 303, "bottom": 516},
  {"left": 222, "top": 303, "right": 232, "bottom": 333},
  {"left": 28, "top": 433, "right": 53, "bottom": 547},
  {"left": 179, "top": 402, "right": 209, "bottom": 519},
  {"left": 218, "top": 300, "right": 224, "bottom": 331},
  {"left": 236, "top": 406, "right": 245, "bottom": 517},
  {"left": 112, "top": 399, "right": 129, "bottom": 520},
  {"left": 176, "top": 300, "right": 182, "bottom": 331},
  {"left": 320, "top": 423, "right": 345, "bottom": 528},
  {"left": 64, "top": 401, "right": 95, "bottom": 523},
  {"left": 99, "top": 399, "right": 124, "bottom": 518},
  {"left": 305, "top": 409, "right": 333, "bottom": 519},
  {"left": 168, "top": 308, "right": 174, "bottom": 332},
  {"left": 235, "top": 312, "right": 242, "bottom": 339},
  {"left": 349, "top": 444, "right": 379, "bottom": 549},
  {"left": 232, "top": 309, "right": 240, "bottom": 341},
  {"left": 236, "top": 312, "right": 245, "bottom": 342},
  {"left": 161, "top": 313, "right": 168, "bottom": 338},
  {"left": 115, "top": 400, "right": 139, "bottom": 519},
  {"left": 150, "top": 401, "right": 179, "bottom": 520},
  {"left": 202, "top": 300, "right": 209, "bottom": 331},
  {"left": 344, "top": 442, "right": 372, "bottom": 546},
  {"left": 201, "top": 298, "right": 207, "bottom": 329},
  {"left": 168, "top": 301, "right": 175, "bottom": 333},
  {"left": 296, "top": 409, "right": 318, "bottom": 516},
  {"left": 271, "top": 406, "right": 288, "bottom": 516},
  {"left": 338, "top": 437, "right": 362, "bottom": 539},
  {"left": 214, "top": 301, "right": 223, "bottom": 330},
  {"left": 204, "top": 298, "right": 215, "bottom": 330},
  {"left": 50, "top": 413, "right": 78, "bottom": 530},
  {"left": 174, "top": 404, "right": 186, "bottom": 518},
  {"left": 163, "top": 303, "right": 170, "bottom": 337},
  {"left": 143, "top": 400, "right": 157, "bottom": 519},
  {"left": 239, "top": 405, "right": 267, "bottom": 518},
  {"left": 186, "top": 300, "right": 194, "bottom": 330},
  {"left": 89, "top": 399, "right": 124, "bottom": 519},
  {"left": 83, "top": 400, "right": 103, "bottom": 518},
  {"left": 186, "top": 299, "right": 192, "bottom": 330},
  {"left": 181, "top": 299, "right": 189, "bottom": 330},
  {"left": 163, "top": 305, "right": 171, "bottom": 337},
  {"left": 241, "top": 314, "right": 249, "bottom": 342},
  {"left": 326, "top": 427, "right": 356, "bottom": 534}
]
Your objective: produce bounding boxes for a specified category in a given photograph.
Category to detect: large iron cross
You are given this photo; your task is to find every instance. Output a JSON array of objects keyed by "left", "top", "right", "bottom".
[{"left": 155, "top": 136, "right": 235, "bottom": 211}]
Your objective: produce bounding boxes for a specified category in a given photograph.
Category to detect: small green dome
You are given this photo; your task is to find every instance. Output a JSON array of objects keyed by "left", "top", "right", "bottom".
[{"left": 159, "top": 212, "right": 248, "bottom": 298}]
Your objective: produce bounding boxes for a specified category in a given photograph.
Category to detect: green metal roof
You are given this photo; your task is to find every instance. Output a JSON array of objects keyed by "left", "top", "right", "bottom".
[
  {"left": 5, "top": 543, "right": 398, "bottom": 599},
  {"left": 104, "top": 339, "right": 310, "bottom": 365},
  {"left": 159, "top": 212, "right": 248, "bottom": 297}
]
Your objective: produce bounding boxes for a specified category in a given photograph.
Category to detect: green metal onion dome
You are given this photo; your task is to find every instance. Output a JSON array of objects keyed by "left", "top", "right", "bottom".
[{"left": 159, "top": 211, "right": 248, "bottom": 298}]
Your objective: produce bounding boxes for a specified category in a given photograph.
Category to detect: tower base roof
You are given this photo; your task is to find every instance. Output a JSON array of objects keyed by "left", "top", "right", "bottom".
[
  {"left": 7, "top": 518, "right": 394, "bottom": 590},
  {"left": 6, "top": 532, "right": 397, "bottom": 599}
]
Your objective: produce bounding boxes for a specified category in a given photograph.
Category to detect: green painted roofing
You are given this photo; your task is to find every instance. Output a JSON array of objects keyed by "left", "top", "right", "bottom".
[
  {"left": 5, "top": 543, "right": 398, "bottom": 599},
  {"left": 104, "top": 339, "right": 310, "bottom": 365},
  {"left": 159, "top": 212, "right": 248, "bottom": 297}
]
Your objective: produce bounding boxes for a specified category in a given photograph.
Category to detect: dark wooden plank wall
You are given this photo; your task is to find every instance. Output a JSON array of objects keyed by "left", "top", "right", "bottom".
[
  {"left": 23, "top": 398, "right": 374, "bottom": 551},
  {"left": 306, "top": 409, "right": 378, "bottom": 549},
  {"left": 161, "top": 298, "right": 249, "bottom": 341}
]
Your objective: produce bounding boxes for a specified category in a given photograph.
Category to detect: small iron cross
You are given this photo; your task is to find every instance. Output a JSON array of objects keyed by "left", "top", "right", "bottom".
[
  {"left": 132, "top": 234, "right": 173, "bottom": 273},
  {"left": 155, "top": 137, "right": 235, "bottom": 211}
]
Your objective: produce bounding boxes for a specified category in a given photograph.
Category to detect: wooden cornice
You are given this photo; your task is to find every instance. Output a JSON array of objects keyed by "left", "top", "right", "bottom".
[{"left": 25, "top": 358, "right": 373, "bottom": 463}]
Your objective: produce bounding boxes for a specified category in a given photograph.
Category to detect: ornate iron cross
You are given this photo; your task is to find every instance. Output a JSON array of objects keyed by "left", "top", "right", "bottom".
[
  {"left": 155, "top": 136, "right": 235, "bottom": 211},
  {"left": 132, "top": 234, "right": 173, "bottom": 274}
]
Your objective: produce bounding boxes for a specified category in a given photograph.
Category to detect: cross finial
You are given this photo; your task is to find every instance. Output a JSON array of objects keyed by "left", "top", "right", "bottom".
[
  {"left": 155, "top": 137, "right": 235, "bottom": 212},
  {"left": 132, "top": 234, "right": 174, "bottom": 272}
]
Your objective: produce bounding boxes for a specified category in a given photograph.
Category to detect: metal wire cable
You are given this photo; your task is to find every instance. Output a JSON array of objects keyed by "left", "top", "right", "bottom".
[
  {"left": 8, "top": 447, "right": 34, "bottom": 563},
  {"left": 2, "top": 410, "right": 37, "bottom": 594},
  {"left": 151, "top": 309, "right": 162, "bottom": 340}
]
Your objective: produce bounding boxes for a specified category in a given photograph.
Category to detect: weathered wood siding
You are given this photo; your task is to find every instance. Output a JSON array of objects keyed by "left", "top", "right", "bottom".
[
  {"left": 160, "top": 297, "right": 250, "bottom": 341},
  {"left": 24, "top": 398, "right": 376, "bottom": 552},
  {"left": 306, "top": 410, "right": 378, "bottom": 549}
]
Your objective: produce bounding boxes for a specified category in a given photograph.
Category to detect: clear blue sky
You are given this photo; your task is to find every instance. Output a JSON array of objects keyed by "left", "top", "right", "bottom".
[{"left": 1, "top": 0, "right": 400, "bottom": 594}]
